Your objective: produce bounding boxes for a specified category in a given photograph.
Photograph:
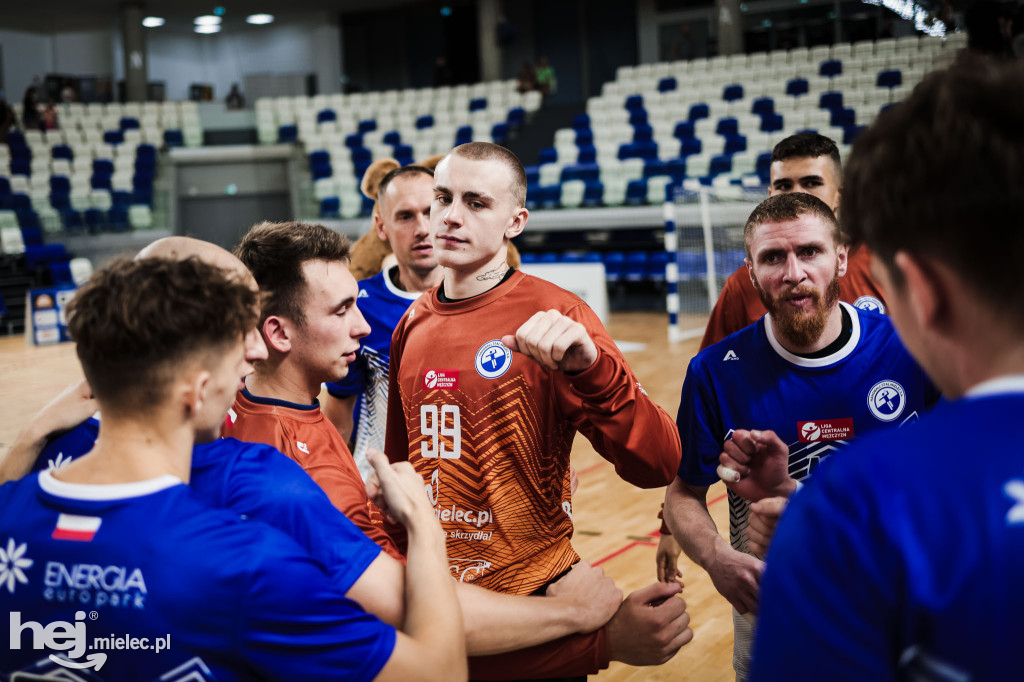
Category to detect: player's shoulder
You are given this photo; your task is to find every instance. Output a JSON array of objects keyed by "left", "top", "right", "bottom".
[
  {"left": 517, "top": 271, "right": 583, "bottom": 305},
  {"left": 693, "top": 317, "right": 765, "bottom": 369}
]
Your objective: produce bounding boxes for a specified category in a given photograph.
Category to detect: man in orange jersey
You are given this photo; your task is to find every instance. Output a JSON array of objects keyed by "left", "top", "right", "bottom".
[{"left": 386, "top": 142, "right": 692, "bottom": 679}]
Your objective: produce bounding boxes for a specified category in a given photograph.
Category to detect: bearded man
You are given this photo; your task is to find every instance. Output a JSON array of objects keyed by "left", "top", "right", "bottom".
[{"left": 662, "top": 192, "right": 939, "bottom": 681}]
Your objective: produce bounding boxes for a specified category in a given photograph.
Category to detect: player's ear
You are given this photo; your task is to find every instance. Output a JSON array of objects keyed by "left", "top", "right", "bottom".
[
  {"left": 835, "top": 241, "right": 848, "bottom": 278},
  {"left": 181, "top": 369, "right": 212, "bottom": 419},
  {"left": 505, "top": 207, "right": 528, "bottom": 240},
  {"left": 261, "top": 315, "right": 292, "bottom": 354},
  {"left": 373, "top": 213, "right": 388, "bottom": 242},
  {"left": 893, "top": 250, "right": 945, "bottom": 332}
]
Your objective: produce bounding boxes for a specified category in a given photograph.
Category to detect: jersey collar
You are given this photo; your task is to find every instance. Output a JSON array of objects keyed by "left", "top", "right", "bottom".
[
  {"left": 38, "top": 470, "right": 183, "bottom": 501},
  {"left": 764, "top": 301, "right": 861, "bottom": 368},
  {"left": 382, "top": 265, "right": 425, "bottom": 301},
  {"left": 965, "top": 374, "right": 1024, "bottom": 398}
]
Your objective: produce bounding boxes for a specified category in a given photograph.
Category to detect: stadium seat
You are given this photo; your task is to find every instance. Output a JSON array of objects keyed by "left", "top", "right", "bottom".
[
  {"left": 128, "top": 205, "right": 153, "bottom": 230},
  {"left": 560, "top": 180, "right": 586, "bottom": 208}
]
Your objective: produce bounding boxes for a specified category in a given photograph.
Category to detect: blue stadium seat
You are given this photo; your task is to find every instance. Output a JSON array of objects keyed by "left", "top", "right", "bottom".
[
  {"left": 633, "top": 124, "right": 653, "bottom": 143},
  {"left": 647, "top": 251, "right": 672, "bottom": 282},
  {"left": 603, "top": 252, "right": 625, "bottom": 282},
  {"left": 311, "top": 162, "right": 333, "bottom": 180},
  {"left": 134, "top": 156, "right": 155, "bottom": 174},
  {"left": 393, "top": 144, "right": 414, "bottom": 166},
  {"left": 624, "top": 252, "right": 648, "bottom": 282},
  {"left": 819, "top": 91, "right": 844, "bottom": 111},
  {"left": 17, "top": 209, "right": 40, "bottom": 229},
  {"left": 819, "top": 60, "right": 842, "bottom": 78},
  {"left": 309, "top": 150, "right": 330, "bottom": 168},
  {"left": 60, "top": 210, "right": 82, "bottom": 231},
  {"left": 538, "top": 252, "right": 559, "bottom": 263},
  {"left": 877, "top": 70, "right": 902, "bottom": 88},
  {"left": 786, "top": 78, "right": 809, "bottom": 97},
  {"left": 562, "top": 164, "right": 600, "bottom": 183},
  {"left": 688, "top": 103, "right": 710, "bottom": 123},
  {"left": 625, "top": 94, "right": 644, "bottom": 111},
  {"left": 519, "top": 252, "right": 539, "bottom": 264},
  {"left": 677, "top": 251, "right": 707, "bottom": 280},
  {"left": 642, "top": 160, "right": 666, "bottom": 179},
  {"left": 469, "top": 97, "right": 487, "bottom": 112},
  {"left": 50, "top": 260, "right": 74, "bottom": 286},
  {"left": 723, "top": 134, "right": 747, "bottom": 155},
  {"left": 50, "top": 192, "right": 71, "bottom": 211},
  {"left": 455, "top": 125, "right": 473, "bottom": 145},
  {"left": 358, "top": 119, "right": 377, "bottom": 134},
  {"left": 351, "top": 147, "right": 372, "bottom": 165},
  {"left": 10, "top": 159, "right": 30, "bottom": 176},
  {"left": 319, "top": 197, "right": 340, "bottom": 218},
  {"left": 830, "top": 107, "right": 856, "bottom": 128},
  {"left": 137, "top": 143, "right": 157, "bottom": 161},
  {"left": 84, "top": 208, "right": 105, "bottom": 233},
  {"left": 582, "top": 181, "right": 603, "bottom": 207},
  {"left": 751, "top": 97, "right": 775, "bottom": 116},
  {"left": 491, "top": 123, "right": 510, "bottom": 144},
  {"left": 538, "top": 147, "right": 558, "bottom": 165},
  {"left": 761, "top": 112, "right": 784, "bottom": 133},
  {"left": 103, "top": 130, "right": 124, "bottom": 145},
  {"left": 52, "top": 144, "right": 73, "bottom": 161},
  {"left": 50, "top": 176, "right": 71, "bottom": 194},
  {"left": 317, "top": 109, "right": 337, "bottom": 124},
  {"left": 119, "top": 117, "right": 140, "bottom": 130},
  {"left": 658, "top": 77, "right": 678, "bottom": 93},
  {"left": 576, "top": 145, "right": 596, "bottom": 164},
  {"left": 416, "top": 115, "right": 434, "bottom": 129},
  {"left": 108, "top": 207, "right": 129, "bottom": 232},
  {"left": 716, "top": 117, "right": 739, "bottom": 136},
  {"left": 537, "top": 185, "right": 561, "bottom": 209},
  {"left": 624, "top": 179, "right": 647, "bottom": 205},
  {"left": 0, "top": 177, "right": 9, "bottom": 196},
  {"left": 164, "top": 130, "right": 184, "bottom": 147},
  {"left": 575, "top": 129, "right": 593, "bottom": 146},
  {"left": 629, "top": 109, "right": 648, "bottom": 127},
  {"left": 524, "top": 166, "right": 540, "bottom": 185},
  {"left": 709, "top": 154, "right": 732, "bottom": 177},
  {"left": 674, "top": 121, "right": 695, "bottom": 140},
  {"left": 10, "top": 193, "right": 30, "bottom": 211},
  {"left": 572, "top": 113, "right": 591, "bottom": 131},
  {"left": 133, "top": 171, "right": 154, "bottom": 191},
  {"left": 277, "top": 125, "right": 298, "bottom": 143},
  {"left": 507, "top": 107, "right": 526, "bottom": 127},
  {"left": 722, "top": 84, "right": 744, "bottom": 102},
  {"left": 755, "top": 152, "right": 772, "bottom": 184},
  {"left": 345, "top": 133, "right": 363, "bottom": 149},
  {"left": 382, "top": 131, "right": 402, "bottom": 146},
  {"left": 91, "top": 172, "right": 112, "bottom": 190},
  {"left": 678, "top": 137, "right": 702, "bottom": 158},
  {"left": 6, "top": 131, "right": 26, "bottom": 149},
  {"left": 843, "top": 124, "right": 866, "bottom": 145},
  {"left": 664, "top": 158, "right": 687, "bottom": 183}
]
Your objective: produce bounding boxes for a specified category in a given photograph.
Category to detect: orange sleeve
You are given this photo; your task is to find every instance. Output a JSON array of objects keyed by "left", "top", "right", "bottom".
[
  {"left": 840, "top": 245, "right": 886, "bottom": 306},
  {"left": 385, "top": 315, "right": 411, "bottom": 465},
  {"left": 700, "top": 265, "right": 764, "bottom": 351},
  {"left": 468, "top": 628, "right": 610, "bottom": 680},
  {"left": 557, "top": 303, "right": 682, "bottom": 488}
]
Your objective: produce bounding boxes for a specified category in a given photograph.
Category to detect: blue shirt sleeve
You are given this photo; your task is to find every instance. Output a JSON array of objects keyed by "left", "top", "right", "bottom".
[
  {"left": 676, "top": 358, "right": 726, "bottom": 487},
  {"left": 238, "top": 532, "right": 396, "bottom": 681},
  {"left": 32, "top": 418, "right": 99, "bottom": 474},
  {"left": 749, "top": 455, "right": 898, "bottom": 682}
]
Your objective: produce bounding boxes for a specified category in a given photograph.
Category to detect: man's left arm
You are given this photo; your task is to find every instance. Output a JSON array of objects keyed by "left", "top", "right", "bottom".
[{"left": 504, "top": 305, "right": 680, "bottom": 488}]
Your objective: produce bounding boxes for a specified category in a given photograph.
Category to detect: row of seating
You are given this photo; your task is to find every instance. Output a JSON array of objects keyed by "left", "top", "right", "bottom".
[{"left": 519, "top": 248, "right": 747, "bottom": 283}]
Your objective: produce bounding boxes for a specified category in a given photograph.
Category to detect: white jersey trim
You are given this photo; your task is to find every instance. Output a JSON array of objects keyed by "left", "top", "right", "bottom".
[
  {"left": 382, "top": 265, "right": 425, "bottom": 301},
  {"left": 765, "top": 301, "right": 862, "bottom": 369},
  {"left": 38, "top": 470, "right": 184, "bottom": 500},
  {"left": 965, "top": 374, "right": 1024, "bottom": 398}
]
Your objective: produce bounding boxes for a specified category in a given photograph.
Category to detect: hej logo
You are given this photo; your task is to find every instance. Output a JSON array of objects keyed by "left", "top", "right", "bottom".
[{"left": 9, "top": 610, "right": 107, "bottom": 671}]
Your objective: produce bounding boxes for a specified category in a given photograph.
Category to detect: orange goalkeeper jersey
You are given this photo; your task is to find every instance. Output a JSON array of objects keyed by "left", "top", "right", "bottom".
[{"left": 386, "top": 270, "right": 681, "bottom": 594}]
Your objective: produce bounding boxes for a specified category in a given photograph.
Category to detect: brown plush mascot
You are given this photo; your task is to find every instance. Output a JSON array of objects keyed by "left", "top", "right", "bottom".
[{"left": 347, "top": 153, "right": 521, "bottom": 281}]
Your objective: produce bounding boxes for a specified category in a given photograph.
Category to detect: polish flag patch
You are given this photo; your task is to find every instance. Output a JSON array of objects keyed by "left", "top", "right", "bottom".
[{"left": 52, "top": 514, "right": 102, "bottom": 542}]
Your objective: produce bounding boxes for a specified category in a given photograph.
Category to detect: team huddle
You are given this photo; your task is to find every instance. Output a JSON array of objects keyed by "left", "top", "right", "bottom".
[{"left": 2, "top": 58, "right": 1023, "bottom": 681}]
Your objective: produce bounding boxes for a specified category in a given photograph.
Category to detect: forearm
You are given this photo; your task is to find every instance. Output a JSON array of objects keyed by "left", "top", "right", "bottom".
[
  {"left": 401, "top": 514, "right": 467, "bottom": 678},
  {"left": 0, "top": 420, "right": 51, "bottom": 483},
  {"left": 456, "top": 582, "right": 586, "bottom": 655},
  {"left": 664, "top": 481, "right": 730, "bottom": 570}
]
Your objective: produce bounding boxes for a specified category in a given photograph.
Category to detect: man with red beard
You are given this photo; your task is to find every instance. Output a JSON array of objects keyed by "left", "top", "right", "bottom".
[{"left": 662, "top": 192, "right": 939, "bottom": 681}]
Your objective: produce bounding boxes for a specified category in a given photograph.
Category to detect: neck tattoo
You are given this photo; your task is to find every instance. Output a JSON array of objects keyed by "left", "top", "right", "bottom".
[{"left": 476, "top": 263, "right": 509, "bottom": 282}]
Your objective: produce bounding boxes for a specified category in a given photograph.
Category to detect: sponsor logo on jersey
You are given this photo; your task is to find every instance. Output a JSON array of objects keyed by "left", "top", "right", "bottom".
[
  {"left": 723, "top": 350, "right": 739, "bottom": 361},
  {"left": 475, "top": 340, "right": 512, "bottom": 379},
  {"left": 449, "top": 558, "right": 491, "bottom": 583},
  {"left": 636, "top": 382, "right": 649, "bottom": 397},
  {"left": 296, "top": 441, "right": 309, "bottom": 454},
  {"left": 798, "top": 418, "right": 854, "bottom": 442},
  {"left": 867, "top": 380, "right": 906, "bottom": 422},
  {"left": 423, "top": 369, "right": 459, "bottom": 390},
  {"left": 853, "top": 295, "right": 886, "bottom": 314},
  {"left": 1004, "top": 479, "right": 1024, "bottom": 525},
  {"left": 52, "top": 515, "right": 102, "bottom": 543},
  {"left": 47, "top": 452, "right": 73, "bottom": 472},
  {"left": 357, "top": 289, "right": 369, "bottom": 298},
  {"left": 0, "top": 538, "right": 33, "bottom": 594},
  {"left": 42, "top": 561, "right": 148, "bottom": 609}
]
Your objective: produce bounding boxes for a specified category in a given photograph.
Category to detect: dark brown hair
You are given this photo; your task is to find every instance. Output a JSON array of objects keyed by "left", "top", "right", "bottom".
[
  {"left": 744, "top": 192, "right": 841, "bottom": 258},
  {"left": 234, "top": 221, "right": 351, "bottom": 325},
  {"left": 67, "top": 257, "right": 258, "bottom": 415},
  {"left": 843, "top": 57, "right": 1024, "bottom": 308},
  {"left": 450, "top": 142, "right": 528, "bottom": 208}
]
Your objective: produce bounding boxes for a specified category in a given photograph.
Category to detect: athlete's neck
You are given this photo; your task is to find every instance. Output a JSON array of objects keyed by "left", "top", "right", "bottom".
[
  {"left": 53, "top": 412, "right": 194, "bottom": 485},
  {"left": 392, "top": 262, "right": 443, "bottom": 294},
  {"left": 246, "top": 366, "right": 319, "bottom": 406},
  {"left": 442, "top": 247, "right": 510, "bottom": 300}
]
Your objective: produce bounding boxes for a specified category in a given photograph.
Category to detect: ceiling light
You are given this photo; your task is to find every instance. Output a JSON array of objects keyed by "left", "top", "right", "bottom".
[
  {"left": 142, "top": 16, "right": 165, "bottom": 28},
  {"left": 195, "top": 24, "right": 222, "bottom": 34},
  {"left": 246, "top": 14, "right": 274, "bottom": 25},
  {"left": 194, "top": 15, "right": 222, "bottom": 26}
]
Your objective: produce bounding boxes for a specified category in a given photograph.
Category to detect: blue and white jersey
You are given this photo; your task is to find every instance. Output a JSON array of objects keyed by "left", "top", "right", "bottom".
[
  {"left": 0, "top": 472, "right": 395, "bottom": 681},
  {"left": 32, "top": 427, "right": 382, "bottom": 595},
  {"left": 326, "top": 266, "right": 422, "bottom": 480},
  {"left": 677, "top": 302, "right": 940, "bottom": 554},
  {"left": 751, "top": 382, "right": 1024, "bottom": 681}
]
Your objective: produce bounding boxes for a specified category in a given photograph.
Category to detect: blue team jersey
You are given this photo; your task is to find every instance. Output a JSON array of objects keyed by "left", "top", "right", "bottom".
[
  {"left": 678, "top": 303, "right": 940, "bottom": 553},
  {"left": 325, "top": 267, "right": 422, "bottom": 478},
  {"left": 0, "top": 472, "right": 395, "bottom": 681},
  {"left": 750, "top": 386, "right": 1024, "bottom": 681},
  {"left": 32, "top": 425, "right": 381, "bottom": 594}
]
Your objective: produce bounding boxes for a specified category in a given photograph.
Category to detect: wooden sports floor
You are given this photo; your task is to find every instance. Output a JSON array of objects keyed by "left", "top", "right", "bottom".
[{"left": 0, "top": 311, "right": 735, "bottom": 680}]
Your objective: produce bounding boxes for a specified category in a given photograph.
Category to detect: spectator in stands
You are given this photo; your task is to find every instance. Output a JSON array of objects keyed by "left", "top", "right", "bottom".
[
  {"left": 21, "top": 86, "right": 41, "bottom": 130},
  {"left": 42, "top": 99, "right": 58, "bottom": 130},
  {"left": 226, "top": 83, "right": 245, "bottom": 110},
  {"left": 517, "top": 62, "right": 537, "bottom": 94},
  {"left": 61, "top": 83, "right": 77, "bottom": 103},
  {"left": 536, "top": 56, "right": 557, "bottom": 96}
]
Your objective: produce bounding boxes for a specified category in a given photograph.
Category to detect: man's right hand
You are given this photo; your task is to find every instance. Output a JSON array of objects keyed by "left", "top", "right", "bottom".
[
  {"left": 545, "top": 561, "right": 622, "bottom": 633},
  {"left": 366, "top": 449, "right": 434, "bottom": 529},
  {"left": 707, "top": 545, "right": 764, "bottom": 616},
  {"left": 717, "top": 429, "right": 797, "bottom": 502},
  {"left": 607, "top": 582, "right": 693, "bottom": 666}
]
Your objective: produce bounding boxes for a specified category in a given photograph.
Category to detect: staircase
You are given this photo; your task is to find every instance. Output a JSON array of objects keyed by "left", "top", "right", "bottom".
[{"left": 506, "top": 102, "right": 581, "bottom": 167}]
